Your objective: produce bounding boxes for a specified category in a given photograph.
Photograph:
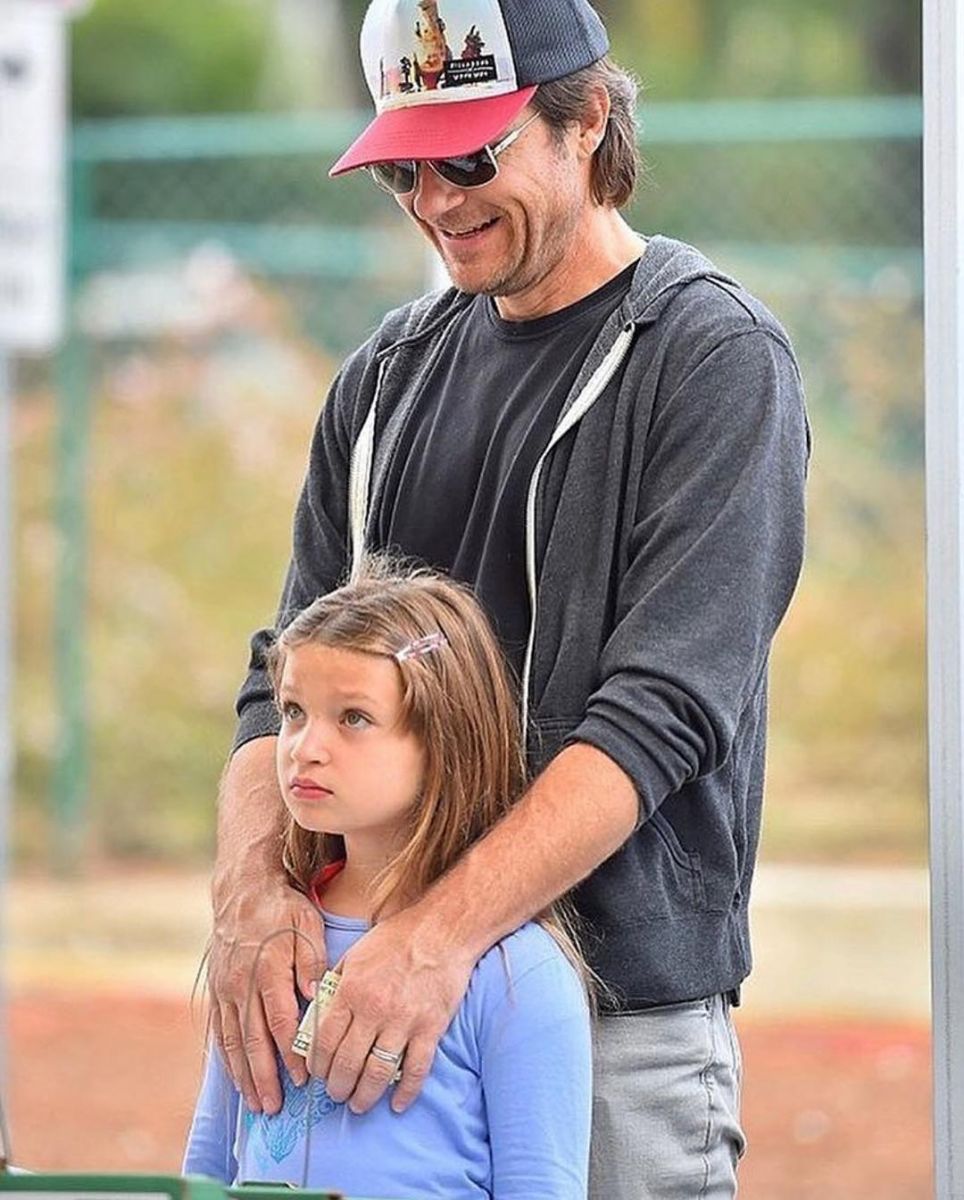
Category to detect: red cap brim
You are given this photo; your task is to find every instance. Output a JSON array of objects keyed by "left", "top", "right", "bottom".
[{"left": 329, "top": 85, "right": 537, "bottom": 177}]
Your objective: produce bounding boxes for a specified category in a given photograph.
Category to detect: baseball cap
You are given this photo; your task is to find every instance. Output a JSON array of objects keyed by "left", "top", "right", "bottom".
[{"left": 329, "top": 0, "right": 609, "bottom": 177}]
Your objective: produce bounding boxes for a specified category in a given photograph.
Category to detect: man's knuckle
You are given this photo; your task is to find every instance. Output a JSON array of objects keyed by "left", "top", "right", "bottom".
[
  {"left": 335, "top": 1054, "right": 365, "bottom": 1078},
  {"left": 338, "top": 980, "right": 387, "bottom": 1022},
  {"left": 208, "top": 967, "right": 232, "bottom": 1001},
  {"left": 242, "top": 1028, "right": 268, "bottom": 1054},
  {"left": 315, "top": 1031, "right": 341, "bottom": 1060},
  {"left": 260, "top": 983, "right": 293, "bottom": 1010},
  {"left": 217, "top": 965, "right": 249, "bottom": 1001},
  {"left": 403, "top": 1058, "right": 431, "bottom": 1083},
  {"left": 265, "top": 1010, "right": 295, "bottom": 1039},
  {"left": 365, "top": 1060, "right": 396, "bottom": 1085},
  {"left": 392, "top": 1082, "right": 421, "bottom": 1106},
  {"left": 366, "top": 995, "right": 393, "bottom": 1025},
  {"left": 220, "top": 1029, "right": 245, "bottom": 1056},
  {"left": 256, "top": 948, "right": 288, "bottom": 979}
]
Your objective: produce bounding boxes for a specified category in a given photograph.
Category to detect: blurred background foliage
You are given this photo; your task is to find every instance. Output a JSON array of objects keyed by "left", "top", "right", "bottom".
[
  {"left": 12, "top": 0, "right": 925, "bottom": 866},
  {"left": 70, "top": 0, "right": 922, "bottom": 116},
  {"left": 71, "top": 0, "right": 272, "bottom": 117}
]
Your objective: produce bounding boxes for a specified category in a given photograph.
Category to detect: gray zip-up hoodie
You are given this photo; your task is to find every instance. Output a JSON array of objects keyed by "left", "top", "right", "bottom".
[{"left": 234, "top": 235, "right": 810, "bottom": 1009}]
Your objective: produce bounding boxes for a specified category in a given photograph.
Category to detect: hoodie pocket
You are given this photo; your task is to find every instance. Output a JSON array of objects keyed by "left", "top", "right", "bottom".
[
  {"left": 531, "top": 715, "right": 708, "bottom": 916},
  {"left": 647, "top": 810, "right": 707, "bottom": 911}
]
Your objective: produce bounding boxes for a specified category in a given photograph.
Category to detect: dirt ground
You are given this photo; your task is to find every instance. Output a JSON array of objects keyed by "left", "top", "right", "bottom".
[{"left": 7, "top": 988, "right": 932, "bottom": 1199}]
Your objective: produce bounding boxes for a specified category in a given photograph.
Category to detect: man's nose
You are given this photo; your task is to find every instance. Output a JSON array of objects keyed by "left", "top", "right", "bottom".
[{"left": 410, "top": 162, "right": 467, "bottom": 224}]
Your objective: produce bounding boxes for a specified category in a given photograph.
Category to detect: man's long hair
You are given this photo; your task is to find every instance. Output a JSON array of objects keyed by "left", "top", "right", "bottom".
[{"left": 534, "top": 56, "right": 642, "bottom": 209}]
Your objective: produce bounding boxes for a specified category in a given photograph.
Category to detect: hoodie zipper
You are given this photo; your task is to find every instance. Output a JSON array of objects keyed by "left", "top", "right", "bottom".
[
  {"left": 520, "top": 323, "right": 637, "bottom": 733},
  {"left": 348, "top": 357, "right": 386, "bottom": 580}
]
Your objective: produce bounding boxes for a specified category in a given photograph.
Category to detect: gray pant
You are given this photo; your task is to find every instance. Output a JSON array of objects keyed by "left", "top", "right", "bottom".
[{"left": 589, "top": 995, "right": 746, "bottom": 1200}]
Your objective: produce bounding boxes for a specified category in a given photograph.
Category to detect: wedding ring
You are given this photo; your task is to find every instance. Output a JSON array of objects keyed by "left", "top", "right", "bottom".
[
  {"left": 369, "top": 1043, "right": 405, "bottom": 1083},
  {"left": 369, "top": 1044, "right": 404, "bottom": 1067}
]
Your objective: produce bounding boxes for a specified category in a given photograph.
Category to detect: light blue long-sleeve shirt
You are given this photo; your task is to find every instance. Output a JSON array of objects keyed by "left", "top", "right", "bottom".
[{"left": 183, "top": 912, "right": 592, "bottom": 1199}]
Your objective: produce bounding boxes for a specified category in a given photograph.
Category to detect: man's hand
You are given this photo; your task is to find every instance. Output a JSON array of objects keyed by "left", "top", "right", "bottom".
[
  {"left": 208, "top": 876, "right": 325, "bottom": 1114},
  {"left": 309, "top": 901, "right": 474, "bottom": 1115}
]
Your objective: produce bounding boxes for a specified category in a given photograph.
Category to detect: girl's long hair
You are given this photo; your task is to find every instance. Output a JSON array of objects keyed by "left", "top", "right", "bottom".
[{"left": 266, "top": 555, "right": 595, "bottom": 1002}]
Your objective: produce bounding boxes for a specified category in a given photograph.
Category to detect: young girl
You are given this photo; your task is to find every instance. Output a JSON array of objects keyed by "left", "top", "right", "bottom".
[{"left": 183, "top": 562, "right": 592, "bottom": 1199}]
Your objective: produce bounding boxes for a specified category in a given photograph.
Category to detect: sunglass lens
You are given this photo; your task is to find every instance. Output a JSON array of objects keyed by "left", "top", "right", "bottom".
[
  {"left": 370, "top": 161, "right": 417, "bottom": 195},
  {"left": 433, "top": 150, "right": 497, "bottom": 189}
]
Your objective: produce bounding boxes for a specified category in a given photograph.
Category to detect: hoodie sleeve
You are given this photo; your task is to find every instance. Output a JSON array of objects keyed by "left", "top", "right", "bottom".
[{"left": 567, "top": 327, "right": 810, "bottom": 824}]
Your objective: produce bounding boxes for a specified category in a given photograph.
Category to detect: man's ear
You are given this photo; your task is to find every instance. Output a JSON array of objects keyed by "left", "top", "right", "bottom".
[{"left": 576, "top": 84, "right": 611, "bottom": 161}]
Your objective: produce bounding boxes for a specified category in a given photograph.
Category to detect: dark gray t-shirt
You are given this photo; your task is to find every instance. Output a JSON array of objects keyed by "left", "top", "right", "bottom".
[{"left": 374, "top": 261, "right": 636, "bottom": 675}]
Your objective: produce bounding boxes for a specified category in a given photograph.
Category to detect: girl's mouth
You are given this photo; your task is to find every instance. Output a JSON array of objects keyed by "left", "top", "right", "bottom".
[{"left": 290, "top": 778, "right": 333, "bottom": 799}]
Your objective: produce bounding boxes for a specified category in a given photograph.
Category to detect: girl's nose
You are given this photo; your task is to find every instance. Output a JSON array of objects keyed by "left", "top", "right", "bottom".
[{"left": 291, "top": 722, "right": 332, "bottom": 766}]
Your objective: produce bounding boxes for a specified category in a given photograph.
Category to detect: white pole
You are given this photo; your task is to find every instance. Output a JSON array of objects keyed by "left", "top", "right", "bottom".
[
  {"left": 426, "top": 246, "right": 450, "bottom": 292},
  {"left": 0, "top": 350, "right": 11, "bottom": 1101},
  {"left": 0, "top": 0, "right": 70, "bottom": 1113},
  {"left": 924, "top": 0, "right": 964, "bottom": 1195}
]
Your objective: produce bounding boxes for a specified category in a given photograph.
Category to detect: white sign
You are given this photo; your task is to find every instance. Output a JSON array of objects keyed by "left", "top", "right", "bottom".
[{"left": 0, "top": 3, "right": 66, "bottom": 352}]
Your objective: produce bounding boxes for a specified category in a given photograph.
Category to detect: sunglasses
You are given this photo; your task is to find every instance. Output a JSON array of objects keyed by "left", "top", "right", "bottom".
[{"left": 369, "top": 112, "right": 540, "bottom": 196}]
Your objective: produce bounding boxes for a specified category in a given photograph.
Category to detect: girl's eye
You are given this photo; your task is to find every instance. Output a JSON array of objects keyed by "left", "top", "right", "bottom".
[
  {"left": 281, "top": 702, "right": 304, "bottom": 722},
  {"left": 343, "top": 710, "right": 371, "bottom": 730}
]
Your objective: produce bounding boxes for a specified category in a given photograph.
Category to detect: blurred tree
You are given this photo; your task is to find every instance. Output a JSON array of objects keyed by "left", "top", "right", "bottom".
[
  {"left": 260, "top": 0, "right": 358, "bottom": 111},
  {"left": 335, "top": 0, "right": 916, "bottom": 107},
  {"left": 597, "top": 0, "right": 919, "bottom": 98},
  {"left": 340, "top": 0, "right": 377, "bottom": 106},
  {"left": 72, "top": 0, "right": 271, "bottom": 117},
  {"left": 859, "top": 0, "right": 921, "bottom": 92}
]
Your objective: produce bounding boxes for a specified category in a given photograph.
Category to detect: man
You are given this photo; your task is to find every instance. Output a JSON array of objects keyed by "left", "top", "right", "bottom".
[{"left": 208, "top": 0, "right": 809, "bottom": 1195}]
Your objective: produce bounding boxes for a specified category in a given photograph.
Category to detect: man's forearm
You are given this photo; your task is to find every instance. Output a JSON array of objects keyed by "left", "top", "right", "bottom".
[
  {"left": 209, "top": 733, "right": 322, "bottom": 1107},
  {"left": 411, "top": 741, "right": 639, "bottom": 962},
  {"left": 213, "top": 735, "right": 288, "bottom": 899}
]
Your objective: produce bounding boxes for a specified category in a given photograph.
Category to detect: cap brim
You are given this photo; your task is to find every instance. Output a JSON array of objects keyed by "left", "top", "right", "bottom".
[{"left": 329, "top": 86, "right": 537, "bottom": 177}]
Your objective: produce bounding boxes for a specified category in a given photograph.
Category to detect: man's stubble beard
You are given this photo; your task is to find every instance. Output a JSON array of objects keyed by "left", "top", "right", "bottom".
[
  {"left": 456, "top": 151, "right": 583, "bottom": 300},
  {"left": 466, "top": 185, "right": 586, "bottom": 301}
]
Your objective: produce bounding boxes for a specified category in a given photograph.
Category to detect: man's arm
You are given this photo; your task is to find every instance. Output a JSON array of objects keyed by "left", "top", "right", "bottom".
[
  {"left": 209, "top": 736, "right": 325, "bottom": 1114},
  {"left": 313, "top": 741, "right": 637, "bottom": 1113}
]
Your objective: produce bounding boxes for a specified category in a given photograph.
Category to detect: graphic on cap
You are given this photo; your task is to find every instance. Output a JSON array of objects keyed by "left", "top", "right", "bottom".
[
  {"left": 362, "top": 0, "right": 519, "bottom": 110},
  {"left": 331, "top": 0, "right": 608, "bottom": 176}
]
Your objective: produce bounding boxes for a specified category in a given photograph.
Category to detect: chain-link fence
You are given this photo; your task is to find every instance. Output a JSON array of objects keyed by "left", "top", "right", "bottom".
[
  {"left": 66, "top": 98, "right": 922, "bottom": 352},
  {"left": 13, "top": 97, "right": 924, "bottom": 864}
]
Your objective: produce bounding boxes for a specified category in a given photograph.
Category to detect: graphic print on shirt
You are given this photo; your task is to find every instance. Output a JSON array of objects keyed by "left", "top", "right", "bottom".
[{"left": 241, "top": 1069, "right": 339, "bottom": 1166}]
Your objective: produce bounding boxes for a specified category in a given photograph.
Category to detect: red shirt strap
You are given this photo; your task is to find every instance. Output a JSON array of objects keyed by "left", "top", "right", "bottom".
[{"left": 308, "top": 859, "right": 347, "bottom": 906}]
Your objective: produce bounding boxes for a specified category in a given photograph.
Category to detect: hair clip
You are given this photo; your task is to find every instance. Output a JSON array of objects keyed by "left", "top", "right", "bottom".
[{"left": 393, "top": 632, "right": 448, "bottom": 663}]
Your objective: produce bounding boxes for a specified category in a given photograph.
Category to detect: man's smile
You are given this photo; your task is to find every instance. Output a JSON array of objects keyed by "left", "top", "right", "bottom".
[{"left": 437, "top": 217, "right": 501, "bottom": 242}]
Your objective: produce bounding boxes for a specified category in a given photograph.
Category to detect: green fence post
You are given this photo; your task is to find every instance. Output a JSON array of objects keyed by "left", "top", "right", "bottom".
[{"left": 52, "top": 153, "right": 92, "bottom": 873}]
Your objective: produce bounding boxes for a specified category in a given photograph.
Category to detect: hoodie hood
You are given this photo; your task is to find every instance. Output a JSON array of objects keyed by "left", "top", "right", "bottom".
[{"left": 621, "top": 235, "right": 743, "bottom": 327}]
